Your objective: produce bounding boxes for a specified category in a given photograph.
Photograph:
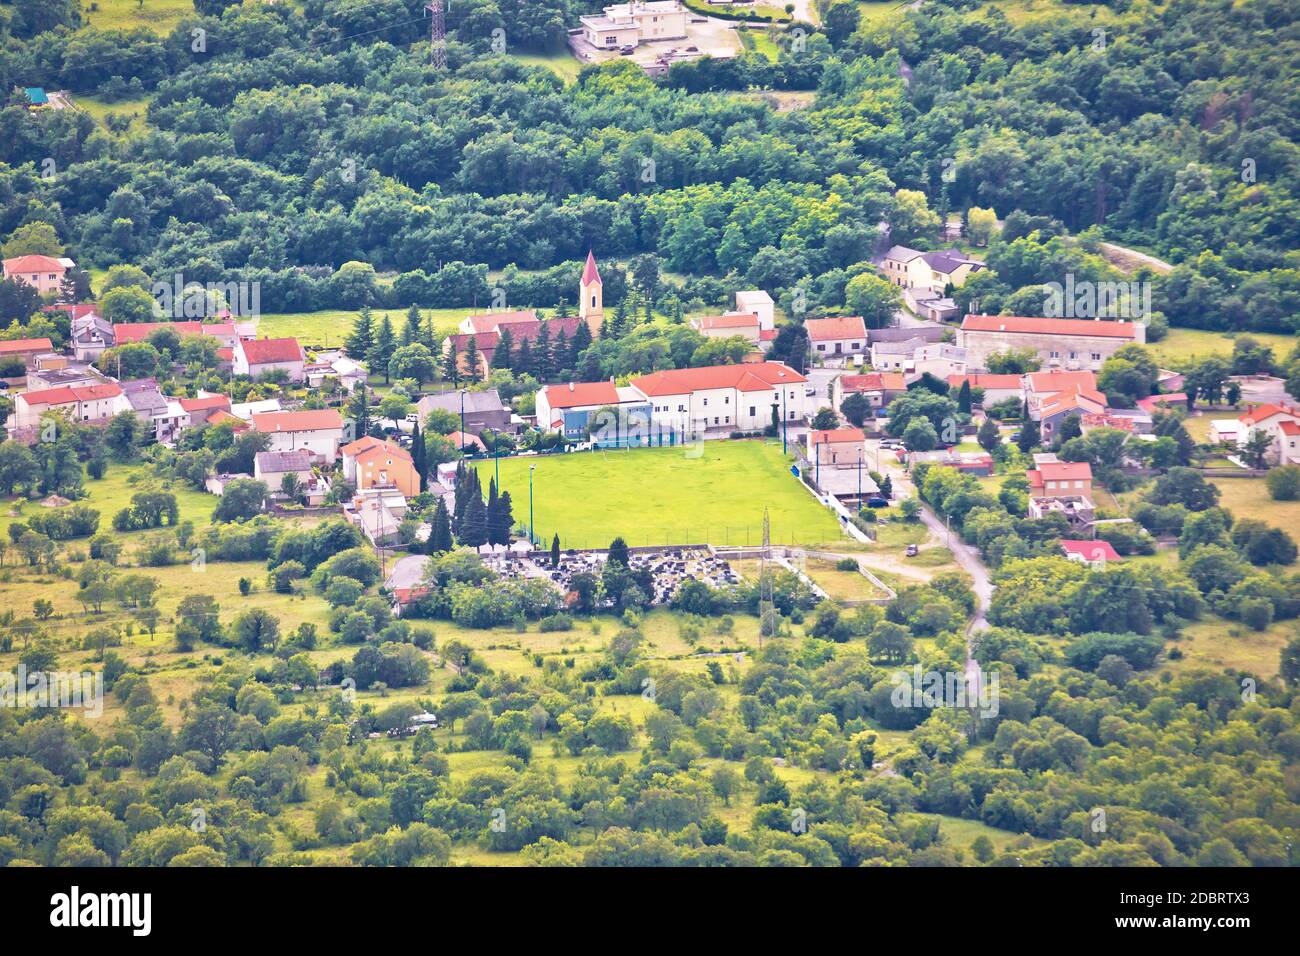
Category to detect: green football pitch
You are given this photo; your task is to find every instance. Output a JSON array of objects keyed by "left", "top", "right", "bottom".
[{"left": 474, "top": 439, "right": 845, "bottom": 549}]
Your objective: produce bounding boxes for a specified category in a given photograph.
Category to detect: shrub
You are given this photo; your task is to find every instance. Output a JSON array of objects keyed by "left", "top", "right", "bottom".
[
  {"left": 538, "top": 613, "right": 574, "bottom": 632},
  {"left": 1266, "top": 465, "right": 1300, "bottom": 501}
]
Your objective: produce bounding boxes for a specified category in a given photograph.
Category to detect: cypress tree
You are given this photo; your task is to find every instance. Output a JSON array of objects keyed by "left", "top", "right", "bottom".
[
  {"left": 497, "top": 491, "right": 514, "bottom": 544},
  {"left": 460, "top": 490, "right": 488, "bottom": 548},
  {"left": 493, "top": 325, "right": 515, "bottom": 370},
  {"left": 411, "top": 420, "right": 426, "bottom": 492},
  {"left": 464, "top": 335, "right": 482, "bottom": 384},
  {"left": 429, "top": 497, "right": 452, "bottom": 553},
  {"left": 957, "top": 380, "right": 972, "bottom": 414},
  {"left": 485, "top": 478, "right": 500, "bottom": 544},
  {"left": 442, "top": 337, "right": 461, "bottom": 385},
  {"left": 550, "top": 533, "right": 560, "bottom": 567},
  {"left": 402, "top": 304, "right": 422, "bottom": 346},
  {"left": 515, "top": 337, "right": 533, "bottom": 377}
]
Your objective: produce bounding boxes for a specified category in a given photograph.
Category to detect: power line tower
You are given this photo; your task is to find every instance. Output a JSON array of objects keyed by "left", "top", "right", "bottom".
[
  {"left": 758, "top": 508, "right": 776, "bottom": 648},
  {"left": 425, "top": 1, "right": 447, "bottom": 70}
]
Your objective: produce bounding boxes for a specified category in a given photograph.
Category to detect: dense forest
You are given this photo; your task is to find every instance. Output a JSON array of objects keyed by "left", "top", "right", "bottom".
[{"left": 0, "top": 0, "right": 1295, "bottom": 330}]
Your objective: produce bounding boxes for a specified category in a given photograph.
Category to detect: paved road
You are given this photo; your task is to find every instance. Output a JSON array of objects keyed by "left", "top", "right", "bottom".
[{"left": 385, "top": 553, "right": 429, "bottom": 591}]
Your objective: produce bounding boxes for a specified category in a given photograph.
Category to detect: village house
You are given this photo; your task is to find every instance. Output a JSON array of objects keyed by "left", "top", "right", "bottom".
[
  {"left": 0, "top": 337, "right": 55, "bottom": 371},
  {"left": 1237, "top": 403, "right": 1300, "bottom": 466},
  {"left": 807, "top": 427, "right": 867, "bottom": 469},
  {"left": 1028, "top": 494, "right": 1094, "bottom": 528},
  {"left": 869, "top": 336, "right": 927, "bottom": 372},
  {"left": 120, "top": 378, "right": 191, "bottom": 443},
  {"left": 251, "top": 409, "right": 344, "bottom": 462},
  {"left": 233, "top": 337, "right": 306, "bottom": 381},
  {"left": 958, "top": 314, "right": 1144, "bottom": 371},
  {"left": 832, "top": 371, "right": 907, "bottom": 413},
  {"left": 1059, "top": 539, "right": 1121, "bottom": 567},
  {"left": 947, "top": 373, "right": 1023, "bottom": 408},
  {"left": 446, "top": 431, "right": 487, "bottom": 454},
  {"left": 579, "top": 1, "right": 688, "bottom": 50},
  {"left": 2, "top": 254, "right": 73, "bottom": 295},
  {"left": 11, "top": 382, "right": 129, "bottom": 432},
  {"left": 458, "top": 310, "right": 537, "bottom": 336},
  {"left": 442, "top": 315, "right": 585, "bottom": 379},
  {"left": 1027, "top": 454, "right": 1093, "bottom": 499},
  {"left": 61, "top": 308, "right": 113, "bottom": 362},
  {"left": 535, "top": 381, "right": 650, "bottom": 443},
  {"left": 805, "top": 316, "right": 868, "bottom": 360},
  {"left": 341, "top": 436, "right": 421, "bottom": 497},
  {"left": 690, "top": 313, "right": 761, "bottom": 345},
  {"left": 880, "top": 246, "right": 985, "bottom": 293},
  {"left": 416, "top": 388, "right": 513, "bottom": 435},
  {"left": 255, "top": 450, "right": 329, "bottom": 505},
  {"left": 230, "top": 397, "right": 282, "bottom": 420},
  {"left": 347, "top": 487, "right": 408, "bottom": 545},
  {"left": 207, "top": 410, "right": 250, "bottom": 432},
  {"left": 24, "top": 353, "right": 105, "bottom": 391},
  {"left": 303, "top": 352, "right": 367, "bottom": 392},
  {"left": 179, "top": 394, "right": 231, "bottom": 426}
]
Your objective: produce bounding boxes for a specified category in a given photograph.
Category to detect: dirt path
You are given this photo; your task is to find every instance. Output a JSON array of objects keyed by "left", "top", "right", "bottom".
[{"left": 1099, "top": 241, "right": 1174, "bottom": 275}]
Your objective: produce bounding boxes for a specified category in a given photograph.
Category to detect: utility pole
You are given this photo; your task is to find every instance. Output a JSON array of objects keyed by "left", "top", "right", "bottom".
[
  {"left": 780, "top": 388, "right": 788, "bottom": 454},
  {"left": 528, "top": 463, "right": 536, "bottom": 549},
  {"left": 458, "top": 388, "right": 465, "bottom": 453},
  {"left": 425, "top": 2, "right": 447, "bottom": 71}
]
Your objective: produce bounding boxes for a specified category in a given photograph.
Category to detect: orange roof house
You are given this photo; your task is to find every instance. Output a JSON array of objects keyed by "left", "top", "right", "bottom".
[
  {"left": 804, "top": 316, "right": 868, "bottom": 357},
  {"left": 341, "top": 436, "right": 419, "bottom": 497},
  {"left": 1027, "top": 458, "right": 1093, "bottom": 498},
  {"left": 0, "top": 337, "right": 55, "bottom": 368}
]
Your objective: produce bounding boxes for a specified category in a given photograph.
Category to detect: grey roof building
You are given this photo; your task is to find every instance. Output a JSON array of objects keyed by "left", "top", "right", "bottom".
[{"left": 416, "top": 387, "right": 512, "bottom": 434}]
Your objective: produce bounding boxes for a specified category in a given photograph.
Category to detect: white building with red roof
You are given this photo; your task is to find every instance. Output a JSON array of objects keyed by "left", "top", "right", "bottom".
[
  {"left": 804, "top": 316, "right": 868, "bottom": 359},
  {"left": 11, "top": 382, "right": 128, "bottom": 431},
  {"left": 1026, "top": 454, "right": 1093, "bottom": 499},
  {"left": 689, "top": 312, "right": 761, "bottom": 344},
  {"left": 832, "top": 371, "right": 907, "bottom": 411},
  {"left": 234, "top": 337, "right": 306, "bottom": 381},
  {"left": 947, "top": 373, "right": 1023, "bottom": 407},
  {"left": 1237, "top": 403, "right": 1300, "bottom": 466},
  {"left": 632, "top": 361, "right": 807, "bottom": 434},
  {"left": 1059, "top": 538, "right": 1121, "bottom": 567},
  {"left": 958, "top": 314, "right": 1143, "bottom": 371},
  {"left": 807, "top": 427, "right": 867, "bottom": 468},
  {"left": 179, "top": 394, "right": 231, "bottom": 426},
  {"left": 2, "top": 254, "right": 72, "bottom": 295},
  {"left": 251, "top": 408, "right": 344, "bottom": 461}
]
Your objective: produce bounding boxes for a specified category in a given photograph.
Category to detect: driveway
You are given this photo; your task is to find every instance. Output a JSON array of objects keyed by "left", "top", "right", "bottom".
[{"left": 385, "top": 553, "right": 429, "bottom": 591}]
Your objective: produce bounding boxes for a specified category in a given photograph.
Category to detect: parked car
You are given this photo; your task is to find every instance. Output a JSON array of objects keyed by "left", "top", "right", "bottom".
[
  {"left": 865, "top": 495, "right": 889, "bottom": 508},
  {"left": 905, "top": 544, "right": 920, "bottom": 557}
]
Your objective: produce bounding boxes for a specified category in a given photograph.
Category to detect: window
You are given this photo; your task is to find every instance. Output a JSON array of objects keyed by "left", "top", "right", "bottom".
[
  {"left": 1091, "top": 352, "right": 1101, "bottom": 361},
  {"left": 749, "top": 406, "right": 755, "bottom": 416},
  {"left": 702, "top": 397, "right": 707, "bottom": 406},
  {"left": 817, "top": 344, "right": 826, "bottom": 351},
  {"left": 724, "top": 396, "right": 730, "bottom": 404},
  {"left": 725, "top": 416, "right": 730, "bottom": 424},
  {"left": 713, "top": 417, "right": 719, "bottom": 425},
  {"left": 1068, "top": 351, "right": 1077, "bottom": 360},
  {"left": 1049, "top": 350, "right": 1060, "bottom": 359}
]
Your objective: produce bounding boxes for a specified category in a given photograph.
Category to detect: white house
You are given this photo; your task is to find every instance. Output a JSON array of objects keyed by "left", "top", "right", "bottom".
[
  {"left": 251, "top": 409, "right": 344, "bottom": 462},
  {"left": 580, "top": 1, "right": 688, "bottom": 50},
  {"left": 1237, "top": 403, "right": 1300, "bottom": 466},
  {"left": 805, "top": 316, "right": 868, "bottom": 360},
  {"left": 11, "top": 382, "right": 129, "bottom": 431},
  {"left": 234, "top": 337, "right": 306, "bottom": 382},
  {"left": 690, "top": 313, "right": 761, "bottom": 345},
  {"left": 734, "top": 290, "right": 775, "bottom": 331}
]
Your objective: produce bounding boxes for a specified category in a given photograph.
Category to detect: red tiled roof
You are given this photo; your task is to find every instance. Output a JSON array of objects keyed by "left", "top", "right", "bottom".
[
  {"left": 112, "top": 322, "right": 204, "bottom": 344},
  {"left": 465, "top": 311, "right": 537, "bottom": 335},
  {"left": 1239, "top": 403, "right": 1300, "bottom": 426},
  {"left": 3, "top": 254, "right": 64, "bottom": 274},
  {"left": 0, "top": 337, "right": 54, "bottom": 354},
  {"left": 811, "top": 427, "right": 866, "bottom": 444},
  {"left": 1035, "top": 460, "right": 1092, "bottom": 482},
  {"left": 240, "top": 337, "right": 304, "bottom": 365},
  {"left": 207, "top": 410, "right": 248, "bottom": 430},
  {"left": 251, "top": 409, "right": 342, "bottom": 433},
  {"left": 1026, "top": 369, "right": 1097, "bottom": 394},
  {"left": 179, "top": 395, "right": 230, "bottom": 413},
  {"left": 804, "top": 316, "right": 866, "bottom": 341},
  {"left": 758, "top": 328, "right": 777, "bottom": 342},
  {"left": 446, "top": 431, "right": 485, "bottom": 452},
  {"left": 842, "top": 372, "right": 906, "bottom": 393},
  {"left": 544, "top": 381, "right": 621, "bottom": 410},
  {"left": 582, "top": 251, "right": 601, "bottom": 286},
  {"left": 340, "top": 435, "right": 387, "bottom": 456},
  {"left": 1040, "top": 390, "right": 1106, "bottom": 417},
  {"left": 694, "top": 313, "right": 759, "bottom": 331},
  {"left": 20, "top": 382, "right": 121, "bottom": 405},
  {"left": 963, "top": 315, "right": 1139, "bottom": 339},
  {"left": 352, "top": 438, "right": 413, "bottom": 464},
  {"left": 1060, "top": 539, "right": 1121, "bottom": 562},
  {"left": 1279, "top": 421, "right": 1300, "bottom": 436},
  {"left": 632, "top": 362, "right": 806, "bottom": 397},
  {"left": 1081, "top": 412, "right": 1134, "bottom": 432},
  {"left": 948, "top": 373, "right": 1022, "bottom": 390},
  {"left": 1136, "top": 392, "right": 1187, "bottom": 413},
  {"left": 216, "top": 347, "right": 233, "bottom": 361}
]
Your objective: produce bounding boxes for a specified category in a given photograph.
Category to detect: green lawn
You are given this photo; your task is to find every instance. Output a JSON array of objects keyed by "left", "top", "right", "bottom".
[
  {"left": 1210, "top": 476, "right": 1300, "bottom": 531},
  {"left": 475, "top": 440, "right": 845, "bottom": 548},
  {"left": 1149, "top": 327, "right": 1295, "bottom": 367},
  {"left": 72, "top": 94, "right": 150, "bottom": 135},
  {"left": 858, "top": 1, "right": 905, "bottom": 28},
  {"left": 256, "top": 309, "right": 467, "bottom": 347},
  {"left": 81, "top": 0, "right": 194, "bottom": 34},
  {"left": 514, "top": 52, "right": 583, "bottom": 83},
  {"left": 1, "top": 464, "right": 215, "bottom": 542}
]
